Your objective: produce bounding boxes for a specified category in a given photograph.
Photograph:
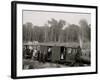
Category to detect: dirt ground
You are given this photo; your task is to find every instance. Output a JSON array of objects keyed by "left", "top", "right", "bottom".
[{"left": 23, "top": 59, "right": 67, "bottom": 69}]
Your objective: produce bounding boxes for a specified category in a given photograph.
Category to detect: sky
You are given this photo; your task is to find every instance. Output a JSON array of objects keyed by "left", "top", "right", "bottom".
[{"left": 23, "top": 10, "right": 91, "bottom": 27}]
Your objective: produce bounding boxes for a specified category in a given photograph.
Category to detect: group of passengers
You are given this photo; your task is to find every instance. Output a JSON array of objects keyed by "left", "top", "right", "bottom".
[{"left": 23, "top": 45, "right": 52, "bottom": 63}]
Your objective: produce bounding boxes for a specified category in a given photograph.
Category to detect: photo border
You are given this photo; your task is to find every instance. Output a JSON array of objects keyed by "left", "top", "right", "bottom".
[{"left": 11, "top": 1, "right": 98, "bottom": 79}]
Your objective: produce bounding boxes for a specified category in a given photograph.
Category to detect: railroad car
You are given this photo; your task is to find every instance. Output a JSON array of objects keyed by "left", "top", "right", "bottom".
[{"left": 23, "top": 42, "right": 91, "bottom": 66}]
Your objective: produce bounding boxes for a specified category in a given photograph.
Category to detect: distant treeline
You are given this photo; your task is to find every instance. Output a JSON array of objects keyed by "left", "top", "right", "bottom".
[{"left": 23, "top": 18, "right": 91, "bottom": 43}]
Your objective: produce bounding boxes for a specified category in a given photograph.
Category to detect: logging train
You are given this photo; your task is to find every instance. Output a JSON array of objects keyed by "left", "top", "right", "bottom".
[{"left": 23, "top": 42, "right": 91, "bottom": 66}]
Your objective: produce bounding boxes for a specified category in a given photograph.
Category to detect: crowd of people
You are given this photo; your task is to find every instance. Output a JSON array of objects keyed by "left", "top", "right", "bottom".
[{"left": 23, "top": 45, "right": 52, "bottom": 63}]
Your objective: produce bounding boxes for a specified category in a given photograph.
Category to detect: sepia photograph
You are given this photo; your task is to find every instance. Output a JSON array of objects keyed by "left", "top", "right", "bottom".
[
  {"left": 22, "top": 10, "right": 91, "bottom": 69},
  {"left": 11, "top": 1, "right": 97, "bottom": 79}
]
